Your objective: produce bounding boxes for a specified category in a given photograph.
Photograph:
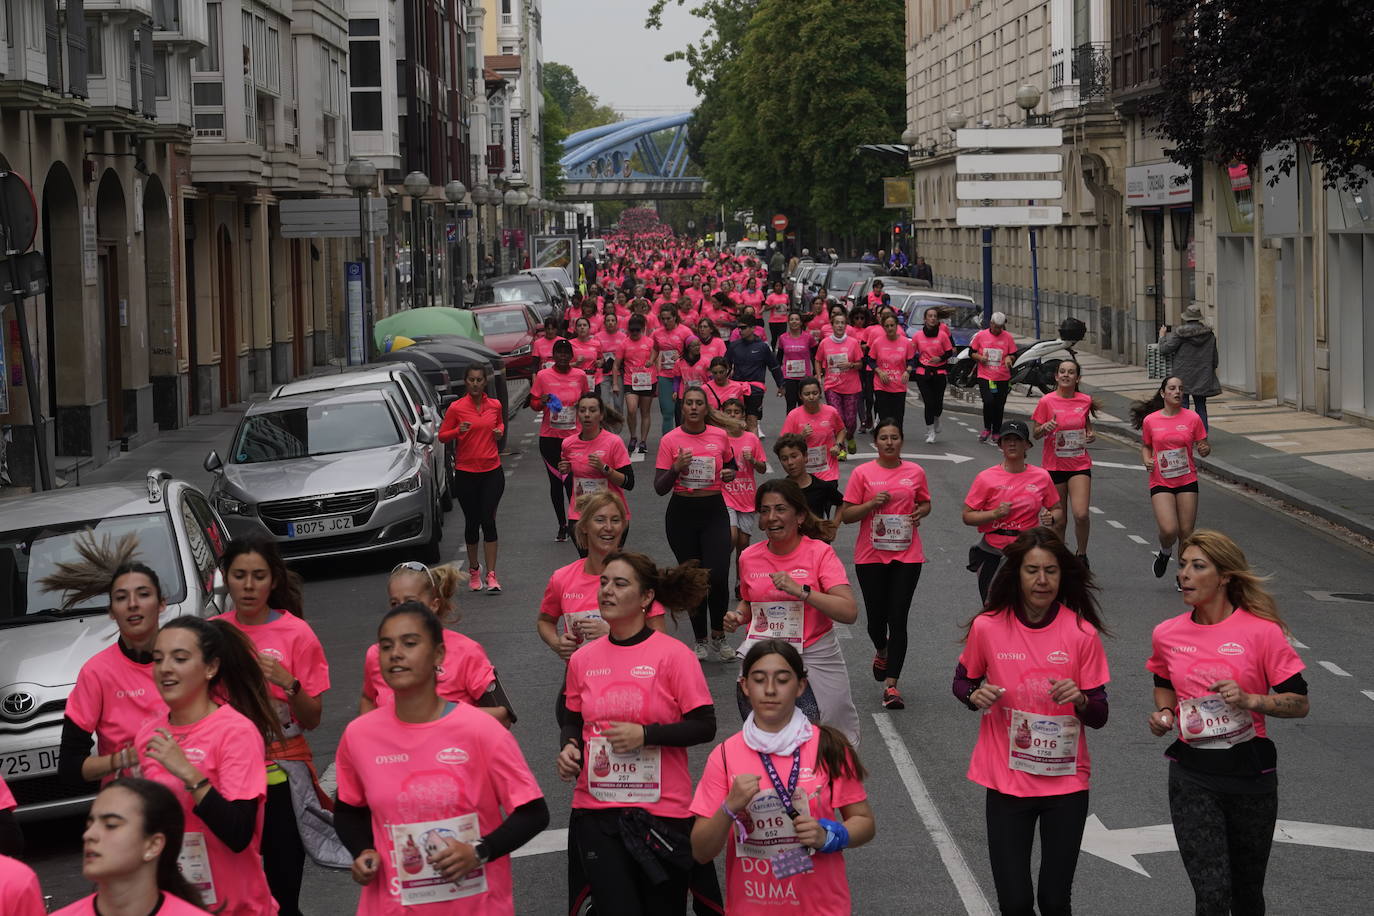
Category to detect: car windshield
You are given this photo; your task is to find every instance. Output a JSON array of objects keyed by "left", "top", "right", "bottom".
[
  {"left": 827, "top": 266, "right": 870, "bottom": 292},
  {"left": 232, "top": 401, "right": 402, "bottom": 463},
  {"left": 475, "top": 309, "right": 529, "bottom": 336},
  {"left": 0, "top": 513, "right": 187, "bottom": 623},
  {"left": 493, "top": 280, "right": 543, "bottom": 302}
]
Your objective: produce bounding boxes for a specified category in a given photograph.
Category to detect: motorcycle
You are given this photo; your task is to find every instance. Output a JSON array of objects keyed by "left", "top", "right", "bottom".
[{"left": 1006, "top": 317, "right": 1087, "bottom": 395}]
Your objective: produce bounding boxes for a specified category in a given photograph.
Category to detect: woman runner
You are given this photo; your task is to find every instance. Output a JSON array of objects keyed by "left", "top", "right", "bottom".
[
  {"left": 136, "top": 617, "right": 284, "bottom": 916},
  {"left": 1132, "top": 376, "right": 1210, "bottom": 579},
  {"left": 438, "top": 364, "right": 506, "bottom": 592},
  {"left": 775, "top": 312, "right": 817, "bottom": 412},
  {"left": 720, "top": 398, "right": 767, "bottom": 599},
  {"left": 558, "top": 552, "right": 719, "bottom": 915},
  {"left": 954, "top": 528, "right": 1110, "bottom": 916},
  {"left": 595, "top": 312, "right": 627, "bottom": 414},
  {"left": 849, "top": 308, "right": 877, "bottom": 434},
  {"left": 653, "top": 304, "right": 698, "bottom": 434},
  {"left": 764, "top": 280, "right": 791, "bottom": 345},
  {"left": 655, "top": 387, "right": 739, "bottom": 662},
  {"left": 559, "top": 392, "right": 634, "bottom": 557},
  {"left": 570, "top": 317, "right": 602, "bottom": 383},
  {"left": 690, "top": 639, "right": 875, "bottom": 914},
  {"left": 335, "top": 602, "right": 549, "bottom": 915},
  {"left": 54, "top": 778, "right": 212, "bottom": 915},
  {"left": 815, "top": 311, "right": 864, "bottom": 456},
  {"left": 1146, "top": 530, "right": 1309, "bottom": 916},
  {"left": 213, "top": 538, "right": 328, "bottom": 916},
  {"left": 1032, "top": 360, "right": 1097, "bottom": 566},
  {"left": 840, "top": 420, "right": 931, "bottom": 710},
  {"left": 963, "top": 422, "right": 1063, "bottom": 604},
  {"left": 724, "top": 480, "right": 862, "bottom": 745},
  {"left": 533, "top": 319, "right": 563, "bottom": 372},
  {"left": 359, "top": 562, "right": 515, "bottom": 725},
  {"left": 532, "top": 339, "right": 593, "bottom": 542},
  {"left": 970, "top": 312, "right": 1017, "bottom": 443},
  {"left": 912, "top": 305, "right": 955, "bottom": 443},
  {"left": 868, "top": 313, "right": 916, "bottom": 434},
  {"left": 619, "top": 315, "right": 658, "bottom": 454},
  {"left": 780, "top": 377, "right": 846, "bottom": 479}
]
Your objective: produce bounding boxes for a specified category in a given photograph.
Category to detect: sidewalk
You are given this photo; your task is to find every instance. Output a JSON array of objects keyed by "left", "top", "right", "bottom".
[{"left": 947, "top": 347, "right": 1374, "bottom": 541}]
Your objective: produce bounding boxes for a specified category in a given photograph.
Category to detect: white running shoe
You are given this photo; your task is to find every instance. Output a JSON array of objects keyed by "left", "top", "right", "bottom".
[
  {"left": 694, "top": 640, "right": 710, "bottom": 661},
  {"left": 925, "top": 427, "right": 936, "bottom": 444},
  {"left": 710, "top": 636, "right": 735, "bottom": 662}
]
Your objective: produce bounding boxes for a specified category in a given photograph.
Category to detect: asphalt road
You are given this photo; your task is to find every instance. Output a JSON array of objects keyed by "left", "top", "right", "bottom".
[{"left": 22, "top": 392, "right": 1374, "bottom": 914}]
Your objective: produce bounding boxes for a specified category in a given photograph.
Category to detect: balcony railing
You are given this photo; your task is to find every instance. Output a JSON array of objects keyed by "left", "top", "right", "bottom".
[{"left": 1072, "top": 42, "right": 1111, "bottom": 101}]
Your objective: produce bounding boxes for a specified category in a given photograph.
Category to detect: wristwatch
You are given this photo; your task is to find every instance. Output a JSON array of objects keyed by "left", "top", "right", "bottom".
[
  {"left": 474, "top": 839, "right": 491, "bottom": 865},
  {"left": 800, "top": 585, "right": 812, "bottom": 604},
  {"left": 284, "top": 678, "right": 301, "bottom": 698}
]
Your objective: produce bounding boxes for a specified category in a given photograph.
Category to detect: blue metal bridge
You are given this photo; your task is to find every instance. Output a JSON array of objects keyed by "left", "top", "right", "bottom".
[{"left": 558, "top": 113, "right": 707, "bottom": 201}]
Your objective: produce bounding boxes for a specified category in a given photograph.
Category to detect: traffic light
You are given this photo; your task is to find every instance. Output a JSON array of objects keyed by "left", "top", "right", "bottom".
[{"left": 892, "top": 223, "right": 905, "bottom": 236}]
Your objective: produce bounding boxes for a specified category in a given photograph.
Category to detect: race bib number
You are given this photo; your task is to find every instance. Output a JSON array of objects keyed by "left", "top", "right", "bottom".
[
  {"left": 742, "top": 601, "right": 805, "bottom": 650},
  {"left": 984, "top": 347, "right": 1004, "bottom": 368},
  {"left": 660, "top": 349, "right": 679, "bottom": 370},
  {"left": 871, "top": 513, "right": 913, "bottom": 552},
  {"left": 587, "top": 736, "right": 662, "bottom": 803},
  {"left": 1054, "top": 428, "right": 1086, "bottom": 459},
  {"left": 1158, "top": 447, "right": 1189, "bottom": 479},
  {"left": 562, "top": 609, "right": 604, "bottom": 644},
  {"left": 575, "top": 477, "right": 608, "bottom": 496},
  {"left": 388, "top": 814, "right": 487, "bottom": 906},
  {"left": 1177, "top": 694, "right": 1255, "bottom": 747},
  {"left": 631, "top": 371, "right": 652, "bottom": 388},
  {"left": 177, "top": 832, "right": 217, "bottom": 906},
  {"left": 1007, "top": 710, "right": 1080, "bottom": 776},
  {"left": 736, "top": 788, "right": 811, "bottom": 859},
  {"left": 784, "top": 358, "right": 806, "bottom": 379},
  {"left": 680, "top": 455, "right": 716, "bottom": 490},
  {"left": 805, "top": 445, "right": 828, "bottom": 474},
  {"left": 827, "top": 352, "right": 848, "bottom": 371},
  {"left": 685, "top": 377, "right": 703, "bottom": 389},
  {"left": 550, "top": 406, "right": 576, "bottom": 430}
]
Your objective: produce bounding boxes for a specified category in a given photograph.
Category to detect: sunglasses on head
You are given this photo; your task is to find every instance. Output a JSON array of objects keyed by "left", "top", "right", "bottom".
[{"left": 391, "top": 561, "right": 436, "bottom": 589}]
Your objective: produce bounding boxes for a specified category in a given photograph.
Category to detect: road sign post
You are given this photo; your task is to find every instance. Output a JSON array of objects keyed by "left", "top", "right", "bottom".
[
  {"left": 0, "top": 170, "right": 51, "bottom": 490},
  {"left": 771, "top": 213, "right": 788, "bottom": 232}
]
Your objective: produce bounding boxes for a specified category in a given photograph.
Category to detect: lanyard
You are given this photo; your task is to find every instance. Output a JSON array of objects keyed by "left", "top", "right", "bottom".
[{"left": 758, "top": 749, "right": 802, "bottom": 819}]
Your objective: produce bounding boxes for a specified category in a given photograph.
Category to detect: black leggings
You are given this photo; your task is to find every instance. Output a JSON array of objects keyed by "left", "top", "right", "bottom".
[
  {"left": 453, "top": 467, "right": 504, "bottom": 544},
  {"left": 873, "top": 390, "right": 907, "bottom": 434},
  {"left": 859, "top": 369, "right": 875, "bottom": 426},
  {"left": 539, "top": 436, "right": 574, "bottom": 531},
  {"left": 568, "top": 809, "right": 708, "bottom": 916},
  {"left": 262, "top": 779, "right": 305, "bottom": 916},
  {"left": 783, "top": 378, "right": 803, "bottom": 412},
  {"left": 665, "top": 494, "right": 731, "bottom": 639},
  {"left": 854, "top": 561, "right": 922, "bottom": 679},
  {"left": 914, "top": 373, "right": 947, "bottom": 426},
  {"left": 1169, "top": 765, "right": 1278, "bottom": 916},
  {"left": 985, "top": 788, "right": 1089, "bottom": 916},
  {"left": 978, "top": 378, "right": 1010, "bottom": 434}
]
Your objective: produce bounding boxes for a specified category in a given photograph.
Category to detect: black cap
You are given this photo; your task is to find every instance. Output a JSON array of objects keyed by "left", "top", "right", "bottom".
[{"left": 999, "top": 420, "right": 1031, "bottom": 442}]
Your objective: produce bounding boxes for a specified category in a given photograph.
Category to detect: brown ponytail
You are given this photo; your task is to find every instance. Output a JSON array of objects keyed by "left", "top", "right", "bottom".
[{"left": 603, "top": 551, "right": 709, "bottom": 620}]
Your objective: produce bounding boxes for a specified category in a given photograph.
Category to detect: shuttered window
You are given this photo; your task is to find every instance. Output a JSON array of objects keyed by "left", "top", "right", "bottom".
[{"left": 66, "top": 0, "right": 87, "bottom": 97}]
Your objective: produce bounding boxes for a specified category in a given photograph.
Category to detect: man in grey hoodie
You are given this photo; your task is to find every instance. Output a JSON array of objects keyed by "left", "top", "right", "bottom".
[{"left": 1158, "top": 304, "right": 1221, "bottom": 430}]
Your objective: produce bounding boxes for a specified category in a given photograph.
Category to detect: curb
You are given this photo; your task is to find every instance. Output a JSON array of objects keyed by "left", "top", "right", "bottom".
[{"left": 938, "top": 389, "right": 1374, "bottom": 542}]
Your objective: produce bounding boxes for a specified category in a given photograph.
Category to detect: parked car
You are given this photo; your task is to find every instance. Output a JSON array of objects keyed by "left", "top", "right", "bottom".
[
  {"left": 892, "top": 289, "right": 983, "bottom": 347},
  {"left": 0, "top": 471, "right": 230, "bottom": 818},
  {"left": 475, "top": 274, "right": 561, "bottom": 323},
  {"left": 471, "top": 303, "right": 539, "bottom": 380},
  {"left": 206, "top": 389, "right": 443, "bottom": 563},
  {"left": 269, "top": 364, "right": 454, "bottom": 512},
  {"left": 378, "top": 335, "right": 515, "bottom": 455},
  {"left": 369, "top": 346, "right": 451, "bottom": 397},
  {"left": 822, "top": 261, "right": 885, "bottom": 302},
  {"left": 522, "top": 266, "right": 575, "bottom": 302},
  {"left": 795, "top": 262, "right": 829, "bottom": 309}
]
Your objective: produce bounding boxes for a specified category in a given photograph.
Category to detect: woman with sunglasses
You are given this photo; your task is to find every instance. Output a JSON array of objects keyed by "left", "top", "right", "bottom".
[
  {"left": 440, "top": 363, "right": 506, "bottom": 592},
  {"left": 360, "top": 562, "right": 515, "bottom": 725},
  {"left": 136, "top": 617, "right": 283, "bottom": 916},
  {"left": 690, "top": 638, "right": 874, "bottom": 913},
  {"left": 213, "top": 537, "right": 326, "bottom": 916},
  {"left": 559, "top": 392, "right": 634, "bottom": 556},
  {"left": 533, "top": 338, "right": 594, "bottom": 542},
  {"left": 336, "top": 602, "right": 548, "bottom": 915},
  {"left": 54, "top": 778, "right": 212, "bottom": 915}
]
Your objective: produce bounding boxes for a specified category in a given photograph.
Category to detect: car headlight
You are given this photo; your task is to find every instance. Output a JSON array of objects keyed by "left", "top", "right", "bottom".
[
  {"left": 214, "top": 494, "right": 251, "bottom": 515},
  {"left": 383, "top": 472, "right": 423, "bottom": 500},
  {"left": 510, "top": 344, "right": 531, "bottom": 356}
]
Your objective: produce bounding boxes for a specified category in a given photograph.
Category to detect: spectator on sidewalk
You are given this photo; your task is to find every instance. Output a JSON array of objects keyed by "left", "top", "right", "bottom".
[
  {"left": 913, "top": 256, "right": 934, "bottom": 284},
  {"left": 1158, "top": 305, "right": 1220, "bottom": 431}
]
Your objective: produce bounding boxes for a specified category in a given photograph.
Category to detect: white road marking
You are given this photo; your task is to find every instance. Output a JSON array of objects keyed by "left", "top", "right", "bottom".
[
  {"left": 845, "top": 451, "right": 975, "bottom": 464},
  {"left": 1128, "top": 535, "right": 1149, "bottom": 544},
  {"left": 512, "top": 828, "right": 568, "bottom": 859},
  {"left": 629, "top": 452, "right": 647, "bottom": 463},
  {"left": 1290, "top": 637, "right": 1310, "bottom": 649},
  {"left": 1362, "top": 690, "right": 1374, "bottom": 703},
  {"left": 1107, "top": 520, "right": 1126, "bottom": 529},
  {"left": 1318, "top": 660, "right": 1352, "bottom": 677},
  {"left": 1304, "top": 591, "right": 1374, "bottom": 604},
  {"left": 1094, "top": 460, "right": 1147, "bottom": 471},
  {"left": 1089, "top": 506, "right": 1104, "bottom": 514},
  {"left": 873, "top": 714, "right": 993, "bottom": 915}
]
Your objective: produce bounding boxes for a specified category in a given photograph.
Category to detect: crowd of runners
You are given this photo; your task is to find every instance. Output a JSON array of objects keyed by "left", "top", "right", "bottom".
[{"left": 0, "top": 231, "right": 1310, "bottom": 916}]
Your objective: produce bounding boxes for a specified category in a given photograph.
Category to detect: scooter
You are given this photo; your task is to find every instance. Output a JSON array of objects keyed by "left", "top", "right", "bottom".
[{"left": 1007, "top": 317, "right": 1087, "bottom": 395}]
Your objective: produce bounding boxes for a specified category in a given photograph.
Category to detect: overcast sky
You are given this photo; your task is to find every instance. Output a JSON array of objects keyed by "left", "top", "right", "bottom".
[{"left": 543, "top": 0, "right": 702, "bottom": 115}]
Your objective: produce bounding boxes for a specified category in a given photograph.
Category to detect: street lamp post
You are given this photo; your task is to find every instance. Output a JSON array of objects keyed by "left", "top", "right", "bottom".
[
  {"left": 403, "top": 171, "right": 430, "bottom": 309},
  {"left": 1015, "top": 84, "right": 1044, "bottom": 338},
  {"left": 344, "top": 157, "right": 378, "bottom": 363},
  {"left": 444, "top": 179, "right": 468, "bottom": 308},
  {"left": 503, "top": 188, "right": 527, "bottom": 273},
  {"left": 471, "top": 187, "right": 489, "bottom": 282}
]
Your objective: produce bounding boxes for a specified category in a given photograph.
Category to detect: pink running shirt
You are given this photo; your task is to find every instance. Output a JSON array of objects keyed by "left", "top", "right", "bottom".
[
  {"left": 776, "top": 332, "right": 816, "bottom": 381},
  {"left": 1141, "top": 408, "right": 1207, "bottom": 489},
  {"left": 562, "top": 430, "right": 633, "bottom": 521},
  {"left": 815, "top": 335, "right": 863, "bottom": 394},
  {"left": 0, "top": 855, "right": 45, "bottom": 916},
  {"left": 868, "top": 334, "right": 915, "bottom": 393},
  {"left": 655, "top": 425, "right": 735, "bottom": 495},
  {"left": 843, "top": 460, "right": 931, "bottom": 564},
  {"left": 912, "top": 325, "right": 954, "bottom": 373},
  {"left": 213, "top": 610, "right": 329, "bottom": 750},
  {"left": 738, "top": 537, "right": 849, "bottom": 648},
  {"left": 780, "top": 405, "right": 845, "bottom": 482},
  {"left": 1032, "top": 392, "right": 1095, "bottom": 473},
  {"left": 964, "top": 464, "right": 1060, "bottom": 550},
  {"left": 539, "top": 560, "right": 666, "bottom": 645},
  {"left": 619, "top": 335, "right": 658, "bottom": 389},
  {"left": 531, "top": 368, "right": 591, "bottom": 438},
  {"left": 54, "top": 893, "right": 212, "bottom": 915},
  {"left": 0, "top": 774, "right": 13, "bottom": 810},
  {"left": 722, "top": 431, "right": 766, "bottom": 513},
  {"left": 970, "top": 329, "right": 1014, "bottom": 382},
  {"left": 362, "top": 629, "right": 496, "bottom": 709},
  {"left": 651, "top": 324, "right": 698, "bottom": 378},
  {"left": 65, "top": 644, "right": 167, "bottom": 769}
]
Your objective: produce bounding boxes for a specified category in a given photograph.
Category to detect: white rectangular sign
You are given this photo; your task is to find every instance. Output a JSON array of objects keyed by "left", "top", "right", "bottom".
[
  {"left": 957, "top": 206, "right": 1064, "bottom": 227},
  {"left": 956, "top": 154, "right": 1063, "bottom": 175},
  {"left": 955, "top": 128, "right": 1063, "bottom": 149},
  {"left": 1125, "top": 161, "right": 1193, "bottom": 207},
  {"left": 957, "top": 180, "right": 1064, "bottom": 201}
]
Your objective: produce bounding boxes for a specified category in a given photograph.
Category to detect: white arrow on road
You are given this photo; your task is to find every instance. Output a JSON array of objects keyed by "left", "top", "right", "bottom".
[
  {"left": 1093, "top": 460, "right": 1146, "bottom": 471},
  {"left": 511, "top": 827, "right": 568, "bottom": 859},
  {"left": 1081, "top": 814, "right": 1374, "bottom": 877},
  {"left": 846, "top": 451, "right": 976, "bottom": 464}
]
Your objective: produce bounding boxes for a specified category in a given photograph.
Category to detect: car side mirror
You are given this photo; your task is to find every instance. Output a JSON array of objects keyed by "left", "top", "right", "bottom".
[
  {"left": 204, "top": 450, "right": 224, "bottom": 473},
  {"left": 416, "top": 425, "right": 435, "bottom": 445},
  {"left": 420, "top": 405, "right": 435, "bottom": 424}
]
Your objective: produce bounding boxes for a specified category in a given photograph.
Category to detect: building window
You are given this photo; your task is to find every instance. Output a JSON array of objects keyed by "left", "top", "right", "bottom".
[
  {"left": 193, "top": 112, "right": 225, "bottom": 137},
  {"left": 86, "top": 17, "right": 101, "bottom": 75},
  {"left": 153, "top": 0, "right": 180, "bottom": 31},
  {"left": 265, "top": 25, "right": 279, "bottom": 91},
  {"left": 26, "top": 0, "right": 42, "bottom": 49},
  {"left": 194, "top": 3, "right": 220, "bottom": 72},
  {"left": 349, "top": 19, "right": 383, "bottom": 133},
  {"left": 501, "top": 45, "right": 513, "bottom": 54},
  {"left": 252, "top": 16, "right": 266, "bottom": 85},
  {"left": 244, "top": 77, "right": 256, "bottom": 140},
  {"left": 192, "top": 81, "right": 222, "bottom": 106},
  {"left": 154, "top": 49, "right": 169, "bottom": 97}
]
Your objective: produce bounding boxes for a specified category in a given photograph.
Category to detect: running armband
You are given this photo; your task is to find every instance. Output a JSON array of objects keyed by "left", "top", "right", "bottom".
[{"left": 817, "top": 817, "right": 849, "bottom": 853}]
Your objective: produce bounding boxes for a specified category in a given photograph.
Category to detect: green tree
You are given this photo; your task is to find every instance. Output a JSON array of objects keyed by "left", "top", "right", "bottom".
[
  {"left": 1146, "top": 1, "right": 1374, "bottom": 188},
  {"left": 541, "top": 88, "right": 568, "bottom": 198},
  {"left": 543, "top": 60, "right": 622, "bottom": 134}
]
